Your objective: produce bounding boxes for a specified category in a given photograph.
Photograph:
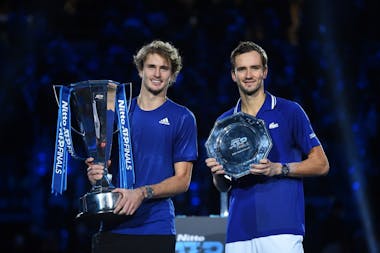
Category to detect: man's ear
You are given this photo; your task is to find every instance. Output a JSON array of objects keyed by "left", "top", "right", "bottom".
[
  {"left": 263, "top": 67, "right": 268, "bottom": 79},
  {"left": 231, "top": 70, "right": 237, "bottom": 82}
]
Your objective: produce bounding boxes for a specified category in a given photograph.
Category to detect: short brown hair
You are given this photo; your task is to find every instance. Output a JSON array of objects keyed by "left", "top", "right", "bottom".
[{"left": 230, "top": 41, "right": 268, "bottom": 70}]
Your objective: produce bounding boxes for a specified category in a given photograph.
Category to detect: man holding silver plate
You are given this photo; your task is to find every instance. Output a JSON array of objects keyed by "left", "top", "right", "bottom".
[{"left": 205, "top": 41, "right": 329, "bottom": 253}]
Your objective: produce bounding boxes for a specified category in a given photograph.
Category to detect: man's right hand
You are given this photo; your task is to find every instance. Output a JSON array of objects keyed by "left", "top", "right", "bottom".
[
  {"left": 85, "top": 157, "right": 105, "bottom": 185},
  {"left": 205, "top": 157, "right": 226, "bottom": 176}
]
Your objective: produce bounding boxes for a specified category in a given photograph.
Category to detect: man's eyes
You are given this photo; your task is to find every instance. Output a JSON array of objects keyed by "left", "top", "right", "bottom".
[{"left": 147, "top": 65, "right": 169, "bottom": 71}]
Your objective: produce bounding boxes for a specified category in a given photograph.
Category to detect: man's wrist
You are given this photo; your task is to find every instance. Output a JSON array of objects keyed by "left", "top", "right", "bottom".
[
  {"left": 143, "top": 185, "right": 154, "bottom": 199},
  {"left": 281, "top": 163, "right": 290, "bottom": 177}
]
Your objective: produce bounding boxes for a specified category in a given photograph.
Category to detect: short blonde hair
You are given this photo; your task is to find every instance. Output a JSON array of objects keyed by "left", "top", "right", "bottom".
[{"left": 133, "top": 40, "right": 182, "bottom": 83}]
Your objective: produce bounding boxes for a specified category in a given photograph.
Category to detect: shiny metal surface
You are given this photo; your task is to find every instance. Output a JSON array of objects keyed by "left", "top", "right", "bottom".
[
  {"left": 77, "top": 191, "right": 120, "bottom": 217},
  {"left": 69, "top": 80, "right": 120, "bottom": 218},
  {"left": 205, "top": 112, "right": 272, "bottom": 179}
]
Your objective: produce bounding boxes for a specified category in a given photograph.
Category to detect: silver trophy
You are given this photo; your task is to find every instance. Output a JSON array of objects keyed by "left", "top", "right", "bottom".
[
  {"left": 52, "top": 80, "right": 133, "bottom": 220},
  {"left": 205, "top": 112, "right": 272, "bottom": 178}
]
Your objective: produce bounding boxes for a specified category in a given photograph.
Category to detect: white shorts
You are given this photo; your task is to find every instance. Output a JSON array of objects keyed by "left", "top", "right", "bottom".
[{"left": 225, "top": 234, "right": 304, "bottom": 253}]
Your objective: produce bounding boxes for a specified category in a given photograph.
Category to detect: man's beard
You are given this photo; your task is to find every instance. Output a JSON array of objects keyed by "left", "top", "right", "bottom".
[
  {"left": 141, "top": 77, "right": 169, "bottom": 95},
  {"left": 146, "top": 84, "right": 168, "bottom": 95},
  {"left": 238, "top": 82, "right": 261, "bottom": 96}
]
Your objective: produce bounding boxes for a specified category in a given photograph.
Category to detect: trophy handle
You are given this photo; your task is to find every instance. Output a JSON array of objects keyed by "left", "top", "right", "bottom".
[
  {"left": 53, "top": 85, "right": 85, "bottom": 137},
  {"left": 111, "top": 82, "right": 133, "bottom": 134}
]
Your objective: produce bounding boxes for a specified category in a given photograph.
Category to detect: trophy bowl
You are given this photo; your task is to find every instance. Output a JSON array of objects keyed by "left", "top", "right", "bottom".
[
  {"left": 70, "top": 80, "right": 121, "bottom": 219},
  {"left": 205, "top": 112, "right": 272, "bottom": 179}
]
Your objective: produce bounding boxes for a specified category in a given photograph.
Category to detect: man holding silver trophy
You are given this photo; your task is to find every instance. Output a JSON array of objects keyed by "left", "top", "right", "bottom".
[
  {"left": 84, "top": 40, "right": 198, "bottom": 253},
  {"left": 205, "top": 41, "right": 329, "bottom": 253}
]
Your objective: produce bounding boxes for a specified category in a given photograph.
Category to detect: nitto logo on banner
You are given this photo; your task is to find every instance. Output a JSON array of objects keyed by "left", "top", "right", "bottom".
[
  {"left": 176, "top": 234, "right": 224, "bottom": 253},
  {"left": 177, "top": 234, "right": 205, "bottom": 242}
]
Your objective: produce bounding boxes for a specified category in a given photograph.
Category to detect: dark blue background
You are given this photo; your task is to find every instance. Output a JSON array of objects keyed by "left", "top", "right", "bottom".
[{"left": 0, "top": 0, "right": 379, "bottom": 252}]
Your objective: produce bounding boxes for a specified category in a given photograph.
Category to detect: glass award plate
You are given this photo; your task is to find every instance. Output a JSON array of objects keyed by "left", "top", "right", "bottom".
[{"left": 205, "top": 112, "right": 272, "bottom": 179}]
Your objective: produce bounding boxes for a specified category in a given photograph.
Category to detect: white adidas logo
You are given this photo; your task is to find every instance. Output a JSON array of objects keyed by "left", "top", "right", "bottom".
[{"left": 159, "top": 117, "right": 170, "bottom": 125}]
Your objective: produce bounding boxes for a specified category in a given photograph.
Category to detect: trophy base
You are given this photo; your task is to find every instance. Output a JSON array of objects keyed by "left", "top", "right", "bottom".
[{"left": 76, "top": 191, "right": 120, "bottom": 220}]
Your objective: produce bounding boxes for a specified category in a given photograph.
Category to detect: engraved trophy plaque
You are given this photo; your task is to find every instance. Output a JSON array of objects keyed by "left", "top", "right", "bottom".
[
  {"left": 52, "top": 80, "right": 134, "bottom": 220},
  {"left": 205, "top": 112, "right": 272, "bottom": 179}
]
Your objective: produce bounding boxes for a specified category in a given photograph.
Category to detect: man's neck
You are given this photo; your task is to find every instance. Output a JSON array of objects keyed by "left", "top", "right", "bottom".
[
  {"left": 240, "top": 91, "right": 266, "bottom": 117},
  {"left": 137, "top": 90, "right": 167, "bottom": 111}
]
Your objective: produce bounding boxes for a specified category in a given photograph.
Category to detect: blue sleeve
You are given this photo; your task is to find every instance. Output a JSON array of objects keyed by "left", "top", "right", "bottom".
[
  {"left": 292, "top": 102, "right": 321, "bottom": 155},
  {"left": 173, "top": 109, "right": 198, "bottom": 162}
]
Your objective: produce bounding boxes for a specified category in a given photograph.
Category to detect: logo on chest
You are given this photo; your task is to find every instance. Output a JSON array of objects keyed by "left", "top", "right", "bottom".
[
  {"left": 159, "top": 117, "right": 170, "bottom": 126},
  {"left": 269, "top": 122, "right": 279, "bottom": 129}
]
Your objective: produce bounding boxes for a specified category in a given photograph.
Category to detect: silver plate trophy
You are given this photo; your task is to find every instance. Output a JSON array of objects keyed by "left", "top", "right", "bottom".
[
  {"left": 52, "top": 80, "right": 133, "bottom": 220},
  {"left": 205, "top": 112, "right": 272, "bottom": 179}
]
